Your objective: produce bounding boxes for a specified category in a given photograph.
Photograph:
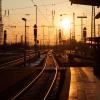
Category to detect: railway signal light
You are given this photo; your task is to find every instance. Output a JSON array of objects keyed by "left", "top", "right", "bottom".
[
  {"left": 4, "top": 30, "right": 7, "bottom": 45},
  {"left": 34, "top": 24, "right": 37, "bottom": 42},
  {"left": 83, "top": 27, "right": 87, "bottom": 42}
]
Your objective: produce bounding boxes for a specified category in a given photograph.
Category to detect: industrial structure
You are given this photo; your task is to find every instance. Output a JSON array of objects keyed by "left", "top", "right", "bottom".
[{"left": 69, "top": 0, "right": 100, "bottom": 43}]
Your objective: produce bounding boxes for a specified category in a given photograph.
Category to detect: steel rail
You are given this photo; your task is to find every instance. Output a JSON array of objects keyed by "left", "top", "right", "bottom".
[
  {"left": 0, "top": 52, "right": 39, "bottom": 70},
  {"left": 0, "top": 57, "right": 24, "bottom": 70},
  {"left": 43, "top": 53, "right": 59, "bottom": 100},
  {"left": 11, "top": 55, "right": 48, "bottom": 100},
  {"left": 0, "top": 50, "right": 46, "bottom": 70}
]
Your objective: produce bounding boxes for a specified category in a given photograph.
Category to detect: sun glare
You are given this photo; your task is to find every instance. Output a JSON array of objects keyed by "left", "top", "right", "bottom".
[{"left": 60, "top": 19, "right": 71, "bottom": 30}]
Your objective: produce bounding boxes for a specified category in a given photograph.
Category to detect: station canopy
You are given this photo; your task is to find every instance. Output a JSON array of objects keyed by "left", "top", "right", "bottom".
[
  {"left": 69, "top": 0, "right": 100, "bottom": 7},
  {"left": 95, "top": 12, "right": 100, "bottom": 19}
]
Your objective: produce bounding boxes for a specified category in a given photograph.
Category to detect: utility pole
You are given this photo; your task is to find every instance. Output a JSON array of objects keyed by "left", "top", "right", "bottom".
[
  {"left": 72, "top": 12, "right": 75, "bottom": 40},
  {"left": 34, "top": 5, "right": 37, "bottom": 25},
  {"left": 91, "top": 6, "right": 95, "bottom": 37},
  {"left": 21, "top": 35, "right": 23, "bottom": 44},
  {"left": 41, "top": 25, "right": 52, "bottom": 46},
  {"left": 59, "top": 29, "right": 62, "bottom": 44},
  {"left": 48, "top": 26, "right": 50, "bottom": 46},
  {"left": 52, "top": 3, "right": 55, "bottom": 46},
  {"left": 90, "top": 6, "right": 95, "bottom": 45},
  {"left": 41, "top": 25, "right": 46, "bottom": 46},
  {"left": 77, "top": 16, "right": 87, "bottom": 41},
  {"left": 16, "top": 35, "right": 17, "bottom": 44},
  {"left": 30, "top": 1, "right": 38, "bottom": 47},
  {"left": 52, "top": 3, "right": 55, "bottom": 27},
  {"left": 59, "top": 13, "right": 67, "bottom": 44},
  {"left": 22, "top": 18, "right": 27, "bottom": 67},
  {"left": 34, "top": 5, "right": 38, "bottom": 50},
  {"left": 98, "top": 24, "right": 100, "bottom": 37},
  {"left": 52, "top": 10, "right": 55, "bottom": 27},
  {"left": 56, "top": 29, "right": 58, "bottom": 45},
  {"left": 4, "top": 30, "right": 7, "bottom": 45},
  {"left": 43, "top": 26, "right": 44, "bottom": 46}
]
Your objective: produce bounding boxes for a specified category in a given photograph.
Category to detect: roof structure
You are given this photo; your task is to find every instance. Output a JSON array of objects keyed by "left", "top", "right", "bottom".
[
  {"left": 69, "top": 0, "right": 100, "bottom": 7},
  {"left": 95, "top": 12, "right": 100, "bottom": 19}
]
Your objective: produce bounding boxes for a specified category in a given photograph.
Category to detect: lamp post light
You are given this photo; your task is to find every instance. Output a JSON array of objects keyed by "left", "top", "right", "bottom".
[
  {"left": 22, "top": 18, "right": 27, "bottom": 67},
  {"left": 34, "top": 5, "right": 37, "bottom": 25},
  {"left": 34, "top": 5, "right": 37, "bottom": 43},
  {"left": 60, "top": 13, "right": 67, "bottom": 32},
  {"left": 34, "top": 5, "right": 39, "bottom": 53},
  {"left": 60, "top": 13, "right": 67, "bottom": 22},
  {"left": 30, "top": 1, "right": 38, "bottom": 45}
]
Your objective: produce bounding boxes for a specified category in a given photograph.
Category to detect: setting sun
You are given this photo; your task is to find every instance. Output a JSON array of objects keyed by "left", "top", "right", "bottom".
[{"left": 60, "top": 19, "right": 71, "bottom": 30}]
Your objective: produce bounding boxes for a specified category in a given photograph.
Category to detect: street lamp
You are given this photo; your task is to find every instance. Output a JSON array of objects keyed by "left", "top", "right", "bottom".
[
  {"left": 59, "top": 13, "right": 67, "bottom": 44},
  {"left": 60, "top": 13, "right": 67, "bottom": 21},
  {"left": 30, "top": 0, "right": 38, "bottom": 48},
  {"left": 22, "top": 18, "right": 27, "bottom": 67},
  {"left": 34, "top": 5, "right": 37, "bottom": 25}
]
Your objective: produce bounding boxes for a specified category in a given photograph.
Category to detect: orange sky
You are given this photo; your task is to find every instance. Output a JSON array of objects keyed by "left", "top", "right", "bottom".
[{"left": 2, "top": 0, "right": 100, "bottom": 44}]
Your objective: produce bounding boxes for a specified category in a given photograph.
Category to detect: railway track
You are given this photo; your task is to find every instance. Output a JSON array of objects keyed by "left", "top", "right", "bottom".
[
  {"left": 0, "top": 50, "right": 71, "bottom": 100},
  {"left": 0, "top": 53, "right": 47, "bottom": 100},
  {"left": 0, "top": 51, "right": 46, "bottom": 70},
  {"left": 9, "top": 51, "right": 59, "bottom": 100}
]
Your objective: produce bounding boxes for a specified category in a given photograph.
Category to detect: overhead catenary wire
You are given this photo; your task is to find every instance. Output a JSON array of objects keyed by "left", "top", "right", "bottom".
[
  {"left": 2, "top": 0, "right": 69, "bottom": 11},
  {"left": 2, "top": 1, "right": 99, "bottom": 34},
  {"left": 29, "top": 0, "right": 51, "bottom": 26}
]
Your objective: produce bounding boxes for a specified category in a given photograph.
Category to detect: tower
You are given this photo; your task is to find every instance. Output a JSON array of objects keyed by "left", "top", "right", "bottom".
[
  {"left": 0, "top": 0, "right": 3, "bottom": 45},
  {"left": 59, "top": 29, "right": 62, "bottom": 44},
  {"left": 72, "top": 13, "right": 75, "bottom": 40},
  {"left": 91, "top": 6, "right": 95, "bottom": 37},
  {"left": 77, "top": 16, "right": 87, "bottom": 41}
]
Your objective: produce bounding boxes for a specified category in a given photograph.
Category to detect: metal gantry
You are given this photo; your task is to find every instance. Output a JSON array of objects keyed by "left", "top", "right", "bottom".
[
  {"left": 77, "top": 16, "right": 87, "bottom": 41},
  {"left": 91, "top": 6, "right": 96, "bottom": 38}
]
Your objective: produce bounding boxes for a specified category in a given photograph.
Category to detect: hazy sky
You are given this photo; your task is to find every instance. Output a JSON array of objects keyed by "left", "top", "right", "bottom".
[{"left": 1, "top": 0, "right": 100, "bottom": 44}]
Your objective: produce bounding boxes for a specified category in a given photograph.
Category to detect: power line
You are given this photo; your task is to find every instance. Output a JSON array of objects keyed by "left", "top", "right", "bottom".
[
  {"left": 29, "top": 0, "right": 51, "bottom": 26},
  {"left": 2, "top": 1, "right": 69, "bottom": 11}
]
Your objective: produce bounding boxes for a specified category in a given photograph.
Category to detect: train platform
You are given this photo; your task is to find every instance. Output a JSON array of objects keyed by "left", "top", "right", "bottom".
[{"left": 68, "top": 67, "right": 100, "bottom": 100}]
